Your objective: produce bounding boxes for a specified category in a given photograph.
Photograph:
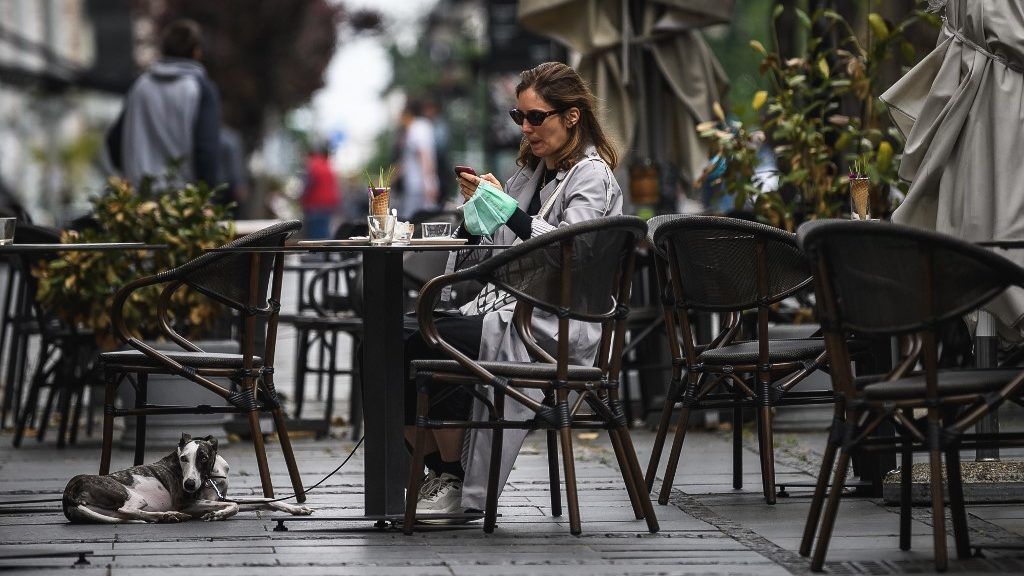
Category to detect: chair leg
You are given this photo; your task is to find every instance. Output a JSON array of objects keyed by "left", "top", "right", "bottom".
[
  {"left": 899, "top": 411, "right": 913, "bottom": 552},
  {"left": 248, "top": 407, "right": 275, "bottom": 498},
  {"left": 811, "top": 444, "right": 854, "bottom": 572},
  {"left": 68, "top": 381, "right": 84, "bottom": 446},
  {"left": 926, "top": 411, "right": 949, "bottom": 572},
  {"left": 645, "top": 378, "right": 679, "bottom": 492},
  {"left": 733, "top": 391, "right": 743, "bottom": 489},
  {"left": 484, "top": 390, "right": 505, "bottom": 534},
  {"left": 99, "top": 371, "right": 117, "bottom": 475},
  {"left": 557, "top": 390, "right": 581, "bottom": 535},
  {"left": 323, "top": 329, "right": 339, "bottom": 428},
  {"left": 613, "top": 424, "right": 660, "bottom": 534},
  {"left": 36, "top": 373, "right": 58, "bottom": 443},
  {"left": 133, "top": 374, "right": 147, "bottom": 466},
  {"left": 293, "top": 328, "right": 309, "bottom": 419},
  {"left": 403, "top": 385, "right": 430, "bottom": 534},
  {"left": 944, "top": 442, "right": 971, "bottom": 560},
  {"left": 800, "top": 407, "right": 843, "bottom": 557},
  {"left": 271, "top": 404, "right": 306, "bottom": 503},
  {"left": 657, "top": 406, "right": 692, "bottom": 505},
  {"left": 546, "top": 428, "right": 561, "bottom": 517},
  {"left": 757, "top": 404, "right": 777, "bottom": 505},
  {"left": 12, "top": 366, "right": 43, "bottom": 447},
  {"left": 55, "top": 352, "right": 76, "bottom": 449},
  {"left": 608, "top": 425, "right": 644, "bottom": 519}
]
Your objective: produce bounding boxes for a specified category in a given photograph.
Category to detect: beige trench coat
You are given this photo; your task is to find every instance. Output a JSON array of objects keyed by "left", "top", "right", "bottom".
[{"left": 448, "top": 145, "right": 623, "bottom": 510}]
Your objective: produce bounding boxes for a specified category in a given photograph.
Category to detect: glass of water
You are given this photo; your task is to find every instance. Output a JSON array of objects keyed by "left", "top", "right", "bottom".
[
  {"left": 367, "top": 215, "right": 396, "bottom": 245},
  {"left": 0, "top": 218, "right": 15, "bottom": 245}
]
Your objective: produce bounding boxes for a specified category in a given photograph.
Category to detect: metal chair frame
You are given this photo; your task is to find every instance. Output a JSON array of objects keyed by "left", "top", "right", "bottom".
[
  {"left": 797, "top": 219, "right": 1024, "bottom": 572},
  {"left": 98, "top": 221, "right": 305, "bottom": 502},
  {"left": 645, "top": 215, "right": 834, "bottom": 506},
  {"left": 401, "top": 216, "right": 659, "bottom": 535}
]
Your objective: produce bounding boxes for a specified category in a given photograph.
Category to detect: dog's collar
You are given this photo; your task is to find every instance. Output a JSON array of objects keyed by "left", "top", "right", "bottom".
[{"left": 206, "top": 477, "right": 227, "bottom": 500}]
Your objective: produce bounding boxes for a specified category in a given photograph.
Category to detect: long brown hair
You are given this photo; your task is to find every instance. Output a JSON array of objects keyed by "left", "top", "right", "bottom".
[{"left": 515, "top": 62, "right": 618, "bottom": 171}]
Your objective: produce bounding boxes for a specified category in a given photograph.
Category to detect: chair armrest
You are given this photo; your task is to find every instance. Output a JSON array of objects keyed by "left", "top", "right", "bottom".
[{"left": 415, "top": 272, "right": 545, "bottom": 414}]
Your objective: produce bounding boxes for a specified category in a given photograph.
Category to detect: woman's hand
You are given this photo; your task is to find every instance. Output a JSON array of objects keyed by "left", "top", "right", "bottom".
[{"left": 457, "top": 172, "right": 503, "bottom": 202}]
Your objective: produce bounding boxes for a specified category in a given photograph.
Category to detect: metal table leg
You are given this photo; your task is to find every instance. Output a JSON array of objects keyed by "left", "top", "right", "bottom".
[{"left": 361, "top": 250, "right": 408, "bottom": 515}]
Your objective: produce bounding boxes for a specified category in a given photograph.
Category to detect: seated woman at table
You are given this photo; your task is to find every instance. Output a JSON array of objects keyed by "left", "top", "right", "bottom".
[{"left": 402, "top": 61, "right": 623, "bottom": 519}]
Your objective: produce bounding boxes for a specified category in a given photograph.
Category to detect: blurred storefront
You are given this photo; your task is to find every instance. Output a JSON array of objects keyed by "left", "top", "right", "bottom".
[{"left": 0, "top": 0, "right": 134, "bottom": 225}]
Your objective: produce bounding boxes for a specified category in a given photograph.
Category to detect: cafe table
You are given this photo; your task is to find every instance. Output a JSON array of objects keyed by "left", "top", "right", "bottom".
[{"left": 209, "top": 238, "right": 508, "bottom": 529}]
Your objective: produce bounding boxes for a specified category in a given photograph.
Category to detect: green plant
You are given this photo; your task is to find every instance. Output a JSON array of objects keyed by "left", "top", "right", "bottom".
[
  {"left": 699, "top": 3, "right": 938, "bottom": 230},
  {"left": 34, "top": 173, "right": 235, "bottom": 348}
]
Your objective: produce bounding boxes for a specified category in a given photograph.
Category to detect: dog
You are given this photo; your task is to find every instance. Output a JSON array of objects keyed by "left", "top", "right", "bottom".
[{"left": 63, "top": 433, "right": 313, "bottom": 523}]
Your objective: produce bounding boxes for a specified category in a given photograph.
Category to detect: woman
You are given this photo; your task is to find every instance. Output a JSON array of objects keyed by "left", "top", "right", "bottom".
[{"left": 402, "top": 61, "right": 623, "bottom": 519}]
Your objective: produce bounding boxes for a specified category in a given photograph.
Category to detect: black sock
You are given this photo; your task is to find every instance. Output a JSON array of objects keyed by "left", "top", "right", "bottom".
[
  {"left": 435, "top": 459, "right": 464, "bottom": 481},
  {"left": 423, "top": 451, "right": 443, "bottom": 475}
]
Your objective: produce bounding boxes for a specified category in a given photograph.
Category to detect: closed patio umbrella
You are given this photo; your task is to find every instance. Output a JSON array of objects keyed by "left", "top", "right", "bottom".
[
  {"left": 880, "top": 0, "right": 1024, "bottom": 334},
  {"left": 518, "top": 0, "right": 731, "bottom": 191}
]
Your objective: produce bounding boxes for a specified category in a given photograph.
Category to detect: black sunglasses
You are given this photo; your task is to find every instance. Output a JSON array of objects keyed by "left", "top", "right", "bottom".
[{"left": 509, "top": 108, "right": 564, "bottom": 127}]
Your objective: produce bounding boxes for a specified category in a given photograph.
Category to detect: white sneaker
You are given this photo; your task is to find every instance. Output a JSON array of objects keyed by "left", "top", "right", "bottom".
[
  {"left": 416, "top": 472, "right": 463, "bottom": 523},
  {"left": 415, "top": 470, "right": 441, "bottom": 507}
]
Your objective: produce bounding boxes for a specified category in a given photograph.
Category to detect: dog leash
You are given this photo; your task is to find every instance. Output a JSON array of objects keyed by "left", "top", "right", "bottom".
[{"left": 207, "top": 436, "right": 364, "bottom": 504}]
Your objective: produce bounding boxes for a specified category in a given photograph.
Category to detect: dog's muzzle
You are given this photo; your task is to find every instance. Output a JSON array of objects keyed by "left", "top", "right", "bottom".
[{"left": 183, "top": 479, "right": 198, "bottom": 493}]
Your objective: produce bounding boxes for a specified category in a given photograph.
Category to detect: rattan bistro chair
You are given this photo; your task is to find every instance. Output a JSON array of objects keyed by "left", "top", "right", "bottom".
[
  {"left": 797, "top": 220, "right": 1024, "bottom": 572},
  {"left": 98, "top": 220, "right": 305, "bottom": 501},
  {"left": 644, "top": 215, "right": 835, "bottom": 505},
  {"left": 403, "top": 216, "right": 659, "bottom": 535}
]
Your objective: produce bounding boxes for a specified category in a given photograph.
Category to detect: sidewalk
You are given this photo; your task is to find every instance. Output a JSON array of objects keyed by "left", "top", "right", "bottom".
[
  {"left": 1, "top": 268, "right": 1022, "bottom": 574},
  {"left": 2, "top": 418, "right": 1024, "bottom": 575}
]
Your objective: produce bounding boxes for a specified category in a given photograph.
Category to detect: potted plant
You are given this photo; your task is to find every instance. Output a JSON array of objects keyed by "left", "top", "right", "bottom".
[
  {"left": 698, "top": 5, "right": 939, "bottom": 230},
  {"left": 34, "top": 172, "right": 236, "bottom": 445}
]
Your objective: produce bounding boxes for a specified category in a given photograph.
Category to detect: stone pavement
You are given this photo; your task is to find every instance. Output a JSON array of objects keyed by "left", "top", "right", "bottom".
[
  {"left": 1, "top": 267, "right": 1023, "bottom": 574},
  {"left": 3, "top": 418, "right": 1024, "bottom": 575}
]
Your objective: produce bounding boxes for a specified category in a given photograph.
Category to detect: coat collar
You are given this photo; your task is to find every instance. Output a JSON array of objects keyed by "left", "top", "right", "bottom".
[{"left": 508, "top": 144, "right": 601, "bottom": 212}]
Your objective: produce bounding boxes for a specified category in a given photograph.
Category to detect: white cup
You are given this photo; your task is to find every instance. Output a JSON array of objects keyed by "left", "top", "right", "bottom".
[{"left": 421, "top": 222, "right": 452, "bottom": 238}]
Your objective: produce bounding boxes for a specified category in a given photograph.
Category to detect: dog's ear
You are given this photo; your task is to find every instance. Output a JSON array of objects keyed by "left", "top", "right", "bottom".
[
  {"left": 203, "top": 435, "right": 218, "bottom": 453},
  {"left": 179, "top": 433, "right": 192, "bottom": 448}
]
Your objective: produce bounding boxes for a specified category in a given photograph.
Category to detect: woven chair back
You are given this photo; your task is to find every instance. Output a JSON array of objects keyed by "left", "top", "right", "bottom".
[
  {"left": 798, "top": 220, "right": 1024, "bottom": 336},
  {"left": 653, "top": 215, "right": 810, "bottom": 312}
]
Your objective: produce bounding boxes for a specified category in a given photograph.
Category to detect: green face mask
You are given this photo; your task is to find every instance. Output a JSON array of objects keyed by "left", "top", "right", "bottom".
[{"left": 462, "top": 180, "right": 518, "bottom": 236}]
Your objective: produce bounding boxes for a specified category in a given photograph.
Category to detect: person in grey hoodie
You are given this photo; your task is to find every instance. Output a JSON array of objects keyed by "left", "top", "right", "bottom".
[{"left": 108, "top": 19, "right": 221, "bottom": 188}]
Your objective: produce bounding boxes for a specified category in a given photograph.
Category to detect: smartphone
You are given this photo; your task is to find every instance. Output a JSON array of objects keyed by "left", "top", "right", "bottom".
[{"left": 454, "top": 165, "right": 477, "bottom": 178}]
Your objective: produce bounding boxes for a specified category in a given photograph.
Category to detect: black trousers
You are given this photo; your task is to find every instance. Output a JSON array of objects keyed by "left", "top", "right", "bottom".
[{"left": 402, "top": 313, "right": 484, "bottom": 425}]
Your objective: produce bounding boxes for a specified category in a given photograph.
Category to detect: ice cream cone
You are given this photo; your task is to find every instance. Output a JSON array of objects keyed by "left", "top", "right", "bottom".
[
  {"left": 850, "top": 178, "right": 870, "bottom": 220},
  {"left": 370, "top": 187, "right": 390, "bottom": 216}
]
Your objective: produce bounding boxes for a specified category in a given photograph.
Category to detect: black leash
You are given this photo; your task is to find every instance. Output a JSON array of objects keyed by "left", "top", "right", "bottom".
[{"left": 208, "top": 436, "right": 364, "bottom": 504}]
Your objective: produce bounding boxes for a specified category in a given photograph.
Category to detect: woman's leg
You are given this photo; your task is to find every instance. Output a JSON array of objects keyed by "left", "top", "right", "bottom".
[{"left": 403, "top": 313, "right": 484, "bottom": 479}]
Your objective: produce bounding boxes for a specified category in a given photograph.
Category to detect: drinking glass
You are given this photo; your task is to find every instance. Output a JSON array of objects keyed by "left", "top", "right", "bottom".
[
  {"left": 0, "top": 218, "right": 15, "bottom": 245},
  {"left": 849, "top": 177, "right": 871, "bottom": 221},
  {"left": 393, "top": 221, "right": 414, "bottom": 245},
  {"left": 367, "top": 215, "right": 396, "bottom": 245},
  {"left": 421, "top": 222, "right": 452, "bottom": 238}
]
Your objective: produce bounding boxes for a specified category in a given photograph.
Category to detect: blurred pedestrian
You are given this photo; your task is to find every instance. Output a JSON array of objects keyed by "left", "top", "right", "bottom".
[
  {"left": 107, "top": 19, "right": 221, "bottom": 189},
  {"left": 423, "top": 97, "right": 453, "bottom": 204},
  {"left": 300, "top": 142, "right": 340, "bottom": 239},
  {"left": 396, "top": 99, "right": 439, "bottom": 218},
  {"left": 218, "top": 126, "right": 249, "bottom": 217}
]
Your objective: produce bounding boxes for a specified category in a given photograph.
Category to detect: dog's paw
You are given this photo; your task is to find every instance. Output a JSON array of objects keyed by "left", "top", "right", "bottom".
[
  {"left": 201, "top": 509, "right": 233, "bottom": 522},
  {"left": 159, "top": 511, "right": 191, "bottom": 523},
  {"left": 294, "top": 506, "right": 314, "bottom": 516}
]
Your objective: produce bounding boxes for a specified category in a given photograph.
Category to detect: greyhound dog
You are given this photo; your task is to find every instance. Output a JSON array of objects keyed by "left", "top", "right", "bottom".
[{"left": 63, "top": 433, "right": 313, "bottom": 523}]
